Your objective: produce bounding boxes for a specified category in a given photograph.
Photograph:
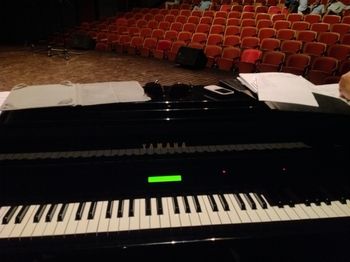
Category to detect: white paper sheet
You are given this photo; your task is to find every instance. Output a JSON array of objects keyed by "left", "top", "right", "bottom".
[
  {"left": 0, "top": 91, "right": 10, "bottom": 115},
  {"left": 309, "top": 84, "right": 349, "bottom": 105},
  {"left": 238, "top": 73, "right": 319, "bottom": 107}
]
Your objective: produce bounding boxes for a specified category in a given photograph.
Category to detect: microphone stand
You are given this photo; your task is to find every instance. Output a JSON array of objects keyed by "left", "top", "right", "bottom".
[{"left": 47, "top": 0, "right": 71, "bottom": 60}]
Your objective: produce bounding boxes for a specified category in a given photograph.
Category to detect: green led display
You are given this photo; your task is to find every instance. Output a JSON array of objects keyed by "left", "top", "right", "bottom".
[{"left": 148, "top": 174, "right": 182, "bottom": 183}]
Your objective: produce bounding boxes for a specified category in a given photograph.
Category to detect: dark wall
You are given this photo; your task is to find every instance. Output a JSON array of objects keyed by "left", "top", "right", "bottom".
[{"left": 1, "top": 0, "right": 162, "bottom": 44}]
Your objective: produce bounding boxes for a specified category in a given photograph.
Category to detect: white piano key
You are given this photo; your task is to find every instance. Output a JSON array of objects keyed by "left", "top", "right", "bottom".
[
  {"left": 195, "top": 195, "right": 212, "bottom": 226},
  {"left": 0, "top": 206, "right": 11, "bottom": 234},
  {"left": 223, "top": 194, "right": 242, "bottom": 224},
  {"left": 186, "top": 196, "right": 201, "bottom": 226},
  {"left": 248, "top": 193, "right": 271, "bottom": 222},
  {"left": 75, "top": 202, "right": 91, "bottom": 234},
  {"left": 150, "top": 198, "right": 161, "bottom": 229},
  {"left": 239, "top": 193, "right": 261, "bottom": 223},
  {"left": 31, "top": 205, "right": 51, "bottom": 237},
  {"left": 118, "top": 200, "right": 130, "bottom": 231},
  {"left": 256, "top": 194, "right": 281, "bottom": 222},
  {"left": 96, "top": 201, "right": 110, "bottom": 233},
  {"left": 166, "top": 197, "right": 181, "bottom": 228},
  {"left": 330, "top": 201, "right": 348, "bottom": 217},
  {"left": 227, "top": 194, "right": 251, "bottom": 223},
  {"left": 200, "top": 195, "right": 221, "bottom": 225},
  {"left": 177, "top": 196, "right": 191, "bottom": 227},
  {"left": 213, "top": 194, "right": 231, "bottom": 224},
  {"left": 129, "top": 199, "right": 140, "bottom": 231},
  {"left": 319, "top": 202, "right": 338, "bottom": 217},
  {"left": 139, "top": 199, "right": 150, "bottom": 230},
  {"left": 10, "top": 205, "right": 37, "bottom": 238},
  {"left": 327, "top": 202, "right": 347, "bottom": 217},
  {"left": 282, "top": 205, "right": 300, "bottom": 220},
  {"left": 64, "top": 203, "right": 80, "bottom": 236},
  {"left": 333, "top": 201, "right": 350, "bottom": 216},
  {"left": 159, "top": 197, "right": 171, "bottom": 229},
  {"left": 290, "top": 204, "right": 310, "bottom": 220},
  {"left": 54, "top": 204, "right": 75, "bottom": 235},
  {"left": 42, "top": 204, "right": 62, "bottom": 236},
  {"left": 0, "top": 205, "right": 23, "bottom": 238},
  {"left": 259, "top": 195, "right": 290, "bottom": 221},
  {"left": 298, "top": 204, "right": 320, "bottom": 219},
  {"left": 21, "top": 205, "right": 42, "bottom": 238},
  {"left": 108, "top": 200, "right": 120, "bottom": 233},
  {"left": 86, "top": 201, "right": 103, "bottom": 234},
  {"left": 310, "top": 203, "right": 329, "bottom": 218}
]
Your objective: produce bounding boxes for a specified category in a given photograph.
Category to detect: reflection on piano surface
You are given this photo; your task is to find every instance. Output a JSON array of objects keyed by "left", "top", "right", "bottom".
[{"left": 0, "top": 84, "right": 350, "bottom": 261}]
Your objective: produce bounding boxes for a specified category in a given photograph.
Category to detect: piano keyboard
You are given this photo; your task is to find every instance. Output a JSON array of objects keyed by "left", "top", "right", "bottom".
[{"left": 1, "top": 192, "right": 349, "bottom": 239}]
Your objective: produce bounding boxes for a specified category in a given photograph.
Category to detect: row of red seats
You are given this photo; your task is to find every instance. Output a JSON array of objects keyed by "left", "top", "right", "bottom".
[
  {"left": 117, "top": 8, "right": 348, "bottom": 26},
  {"left": 90, "top": 21, "right": 350, "bottom": 53},
  {"left": 232, "top": 49, "right": 350, "bottom": 85},
  {"left": 94, "top": 27, "right": 349, "bottom": 77}
]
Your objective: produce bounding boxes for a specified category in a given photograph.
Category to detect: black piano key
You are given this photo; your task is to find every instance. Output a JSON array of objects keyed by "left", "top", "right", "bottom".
[
  {"left": 233, "top": 194, "right": 246, "bottom": 210},
  {"left": 243, "top": 193, "right": 256, "bottom": 210},
  {"left": 129, "top": 199, "right": 135, "bottom": 217},
  {"left": 343, "top": 185, "right": 350, "bottom": 199},
  {"left": 156, "top": 198, "right": 163, "bottom": 215},
  {"left": 172, "top": 197, "right": 180, "bottom": 214},
  {"left": 117, "top": 200, "right": 124, "bottom": 218},
  {"left": 88, "top": 202, "right": 97, "bottom": 220},
  {"left": 340, "top": 190, "right": 348, "bottom": 205},
  {"left": 207, "top": 195, "right": 218, "bottom": 212},
  {"left": 331, "top": 186, "right": 348, "bottom": 204},
  {"left": 318, "top": 187, "right": 332, "bottom": 205},
  {"left": 34, "top": 204, "right": 47, "bottom": 223},
  {"left": 145, "top": 198, "right": 151, "bottom": 216},
  {"left": 283, "top": 189, "right": 300, "bottom": 207},
  {"left": 182, "top": 196, "right": 191, "bottom": 213},
  {"left": 58, "top": 204, "right": 68, "bottom": 222},
  {"left": 297, "top": 189, "right": 316, "bottom": 206},
  {"left": 106, "top": 200, "right": 113, "bottom": 218},
  {"left": 2, "top": 206, "right": 18, "bottom": 224},
  {"left": 253, "top": 193, "right": 267, "bottom": 209},
  {"left": 15, "top": 205, "right": 30, "bottom": 224},
  {"left": 218, "top": 194, "right": 230, "bottom": 211},
  {"left": 309, "top": 189, "right": 322, "bottom": 206},
  {"left": 273, "top": 190, "right": 293, "bottom": 208},
  {"left": 284, "top": 191, "right": 296, "bottom": 207},
  {"left": 75, "top": 202, "right": 86, "bottom": 220},
  {"left": 192, "top": 195, "right": 202, "bottom": 213},
  {"left": 46, "top": 204, "right": 58, "bottom": 222}
]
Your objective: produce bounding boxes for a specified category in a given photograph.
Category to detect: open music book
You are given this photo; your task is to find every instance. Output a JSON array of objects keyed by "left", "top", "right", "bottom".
[{"left": 0, "top": 81, "right": 150, "bottom": 111}]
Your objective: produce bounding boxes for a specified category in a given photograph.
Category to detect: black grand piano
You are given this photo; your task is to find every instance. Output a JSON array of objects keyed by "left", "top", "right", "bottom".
[{"left": 0, "top": 81, "right": 349, "bottom": 261}]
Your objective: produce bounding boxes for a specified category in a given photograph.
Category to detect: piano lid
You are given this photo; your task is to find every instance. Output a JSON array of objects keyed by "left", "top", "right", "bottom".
[{"left": 0, "top": 83, "right": 349, "bottom": 154}]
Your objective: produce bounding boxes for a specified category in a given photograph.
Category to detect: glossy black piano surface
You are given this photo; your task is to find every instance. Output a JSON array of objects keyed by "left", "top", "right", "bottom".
[{"left": 0, "top": 83, "right": 350, "bottom": 261}]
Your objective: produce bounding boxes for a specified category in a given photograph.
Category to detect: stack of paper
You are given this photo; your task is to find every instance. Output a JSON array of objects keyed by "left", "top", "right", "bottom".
[{"left": 238, "top": 72, "right": 319, "bottom": 107}]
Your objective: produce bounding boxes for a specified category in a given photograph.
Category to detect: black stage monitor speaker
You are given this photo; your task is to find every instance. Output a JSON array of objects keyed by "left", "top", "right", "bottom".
[{"left": 175, "top": 46, "right": 207, "bottom": 69}]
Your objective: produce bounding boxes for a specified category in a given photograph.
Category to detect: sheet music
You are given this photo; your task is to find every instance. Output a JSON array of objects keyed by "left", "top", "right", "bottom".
[
  {"left": 309, "top": 84, "right": 350, "bottom": 105},
  {"left": 238, "top": 73, "right": 319, "bottom": 107},
  {"left": 0, "top": 83, "right": 76, "bottom": 110},
  {"left": 0, "top": 81, "right": 150, "bottom": 111}
]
